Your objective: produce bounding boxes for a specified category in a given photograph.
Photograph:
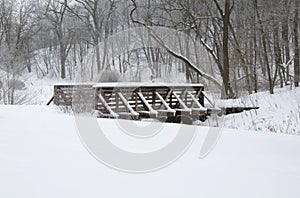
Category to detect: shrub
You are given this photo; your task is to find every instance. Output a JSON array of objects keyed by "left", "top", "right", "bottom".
[{"left": 98, "top": 70, "right": 121, "bottom": 82}]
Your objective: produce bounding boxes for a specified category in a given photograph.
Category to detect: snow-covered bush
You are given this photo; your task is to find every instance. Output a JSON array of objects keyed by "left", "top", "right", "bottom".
[{"left": 97, "top": 70, "right": 122, "bottom": 82}]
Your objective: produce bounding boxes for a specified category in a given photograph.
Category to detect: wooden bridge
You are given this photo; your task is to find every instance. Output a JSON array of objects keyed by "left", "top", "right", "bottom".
[{"left": 53, "top": 82, "right": 218, "bottom": 123}]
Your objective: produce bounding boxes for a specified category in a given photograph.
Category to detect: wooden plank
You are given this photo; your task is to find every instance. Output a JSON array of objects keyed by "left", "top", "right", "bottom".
[
  {"left": 137, "top": 92, "right": 157, "bottom": 113},
  {"left": 158, "top": 88, "right": 173, "bottom": 109},
  {"left": 137, "top": 92, "right": 158, "bottom": 115},
  {"left": 190, "top": 88, "right": 202, "bottom": 107},
  {"left": 98, "top": 113, "right": 119, "bottom": 118},
  {"left": 155, "top": 92, "right": 176, "bottom": 113},
  {"left": 97, "top": 93, "right": 119, "bottom": 118},
  {"left": 93, "top": 82, "right": 204, "bottom": 89},
  {"left": 138, "top": 110, "right": 158, "bottom": 118},
  {"left": 156, "top": 109, "right": 176, "bottom": 117},
  {"left": 117, "top": 92, "right": 139, "bottom": 116},
  {"left": 172, "top": 92, "right": 191, "bottom": 112},
  {"left": 187, "top": 91, "right": 207, "bottom": 111},
  {"left": 180, "top": 88, "right": 188, "bottom": 105}
]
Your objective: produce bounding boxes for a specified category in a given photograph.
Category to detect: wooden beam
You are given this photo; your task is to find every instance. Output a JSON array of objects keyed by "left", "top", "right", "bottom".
[
  {"left": 137, "top": 92, "right": 158, "bottom": 115},
  {"left": 117, "top": 92, "right": 139, "bottom": 116},
  {"left": 97, "top": 93, "right": 119, "bottom": 118},
  {"left": 190, "top": 88, "right": 202, "bottom": 107},
  {"left": 187, "top": 91, "right": 207, "bottom": 111},
  {"left": 155, "top": 92, "right": 175, "bottom": 113},
  {"left": 172, "top": 92, "right": 191, "bottom": 112},
  {"left": 47, "top": 96, "right": 54, "bottom": 105},
  {"left": 159, "top": 88, "right": 173, "bottom": 109}
]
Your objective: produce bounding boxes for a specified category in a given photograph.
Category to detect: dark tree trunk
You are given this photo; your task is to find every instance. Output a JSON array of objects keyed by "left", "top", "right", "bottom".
[
  {"left": 273, "top": 26, "right": 283, "bottom": 88},
  {"left": 222, "top": 0, "right": 233, "bottom": 98},
  {"left": 253, "top": 0, "right": 258, "bottom": 93},
  {"left": 254, "top": 0, "right": 275, "bottom": 94},
  {"left": 282, "top": 12, "right": 291, "bottom": 83},
  {"left": 60, "top": 43, "right": 66, "bottom": 79},
  {"left": 294, "top": 0, "right": 300, "bottom": 87}
]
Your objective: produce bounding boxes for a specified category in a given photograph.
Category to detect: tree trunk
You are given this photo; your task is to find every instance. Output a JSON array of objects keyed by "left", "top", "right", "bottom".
[
  {"left": 254, "top": 0, "right": 274, "bottom": 94},
  {"left": 222, "top": 0, "right": 233, "bottom": 98},
  {"left": 60, "top": 44, "right": 66, "bottom": 79},
  {"left": 273, "top": 26, "right": 283, "bottom": 88},
  {"left": 95, "top": 42, "right": 101, "bottom": 72},
  {"left": 294, "top": 0, "right": 300, "bottom": 87},
  {"left": 282, "top": 11, "right": 291, "bottom": 83},
  {"left": 253, "top": 1, "right": 258, "bottom": 93}
]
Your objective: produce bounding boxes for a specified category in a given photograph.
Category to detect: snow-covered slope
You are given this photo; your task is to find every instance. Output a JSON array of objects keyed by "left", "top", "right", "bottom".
[
  {"left": 213, "top": 86, "right": 300, "bottom": 135},
  {"left": 0, "top": 105, "right": 299, "bottom": 198}
]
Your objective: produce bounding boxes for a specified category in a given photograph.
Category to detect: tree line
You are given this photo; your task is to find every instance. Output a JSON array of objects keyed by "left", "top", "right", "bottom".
[{"left": 0, "top": 0, "right": 299, "bottom": 102}]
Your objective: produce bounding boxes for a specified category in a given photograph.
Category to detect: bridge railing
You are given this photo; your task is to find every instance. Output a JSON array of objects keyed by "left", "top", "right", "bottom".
[{"left": 53, "top": 82, "right": 211, "bottom": 120}]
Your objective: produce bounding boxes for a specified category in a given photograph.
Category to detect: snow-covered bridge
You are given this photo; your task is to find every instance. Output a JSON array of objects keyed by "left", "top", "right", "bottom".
[{"left": 53, "top": 82, "right": 215, "bottom": 123}]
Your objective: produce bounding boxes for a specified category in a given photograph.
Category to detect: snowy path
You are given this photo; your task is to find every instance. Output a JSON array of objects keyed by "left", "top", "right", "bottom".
[{"left": 0, "top": 105, "right": 300, "bottom": 198}]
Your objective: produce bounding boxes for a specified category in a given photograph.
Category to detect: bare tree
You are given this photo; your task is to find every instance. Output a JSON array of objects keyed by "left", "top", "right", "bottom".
[
  {"left": 0, "top": 0, "right": 39, "bottom": 104},
  {"left": 44, "top": 0, "right": 74, "bottom": 79},
  {"left": 67, "top": 0, "right": 117, "bottom": 73},
  {"left": 130, "top": 0, "right": 236, "bottom": 98}
]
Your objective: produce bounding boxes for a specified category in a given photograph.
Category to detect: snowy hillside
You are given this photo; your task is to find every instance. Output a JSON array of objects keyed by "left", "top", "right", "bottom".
[
  {"left": 210, "top": 86, "right": 300, "bottom": 135},
  {"left": 0, "top": 105, "right": 300, "bottom": 198}
]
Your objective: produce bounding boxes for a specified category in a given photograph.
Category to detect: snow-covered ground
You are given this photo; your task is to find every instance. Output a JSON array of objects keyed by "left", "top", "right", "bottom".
[
  {"left": 211, "top": 86, "right": 300, "bottom": 135},
  {"left": 0, "top": 105, "right": 300, "bottom": 197}
]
